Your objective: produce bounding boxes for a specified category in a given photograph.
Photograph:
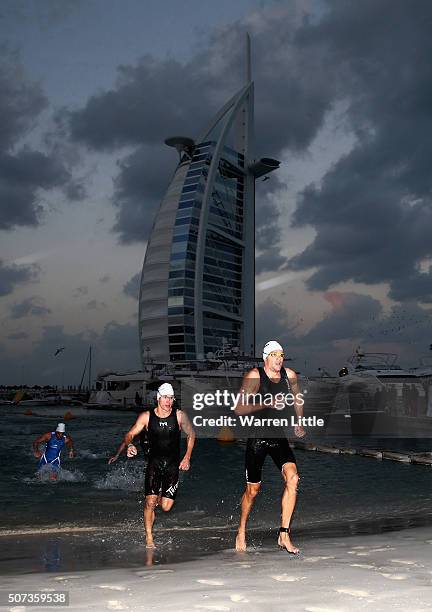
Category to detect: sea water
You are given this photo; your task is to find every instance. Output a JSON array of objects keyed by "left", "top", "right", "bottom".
[{"left": 0, "top": 407, "right": 431, "bottom": 572}]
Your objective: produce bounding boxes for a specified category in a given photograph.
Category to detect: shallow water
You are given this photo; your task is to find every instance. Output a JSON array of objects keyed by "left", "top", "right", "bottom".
[
  {"left": 1, "top": 408, "right": 431, "bottom": 530},
  {"left": 0, "top": 407, "right": 431, "bottom": 572}
]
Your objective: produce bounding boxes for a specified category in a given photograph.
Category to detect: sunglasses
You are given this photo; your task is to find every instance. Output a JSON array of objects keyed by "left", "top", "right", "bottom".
[{"left": 268, "top": 351, "right": 285, "bottom": 359}]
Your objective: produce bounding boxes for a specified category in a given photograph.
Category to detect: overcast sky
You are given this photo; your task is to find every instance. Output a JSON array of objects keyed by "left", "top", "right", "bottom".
[{"left": 1, "top": 0, "right": 431, "bottom": 386}]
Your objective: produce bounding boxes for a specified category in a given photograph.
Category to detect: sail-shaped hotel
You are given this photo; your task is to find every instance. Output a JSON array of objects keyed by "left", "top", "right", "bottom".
[{"left": 139, "top": 39, "right": 279, "bottom": 363}]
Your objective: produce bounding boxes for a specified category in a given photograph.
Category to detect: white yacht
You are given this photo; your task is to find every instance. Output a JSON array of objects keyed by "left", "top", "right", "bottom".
[
  {"left": 87, "top": 347, "right": 262, "bottom": 410},
  {"left": 347, "top": 351, "right": 417, "bottom": 379}
]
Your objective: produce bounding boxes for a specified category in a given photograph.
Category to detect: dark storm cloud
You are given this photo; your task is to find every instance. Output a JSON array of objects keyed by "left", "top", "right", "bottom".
[
  {"left": 0, "top": 51, "right": 47, "bottom": 229},
  {"left": 303, "top": 292, "right": 382, "bottom": 345},
  {"left": 64, "top": 0, "right": 432, "bottom": 303},
  {"left": 0, "top": 50, "right": 46, "bottom": 151},
  {"left": 255, "top": 177, "right": 289, "bottom": 273},
  {"left": 66, "top": 57, "right": 220, "bottom": 151},
  {"left": 257, "top": 291, "right": 432, "bottom": 351},
  {"left": 255, "top": 298, "right": 302, "bottom": 356},
  {"left": 0, "top": 149, "right": 71, "bottom": 230},
  {"left": 100, "top": 320, "right": 138, "bottom": 352},
  {"left": 10, "top": 296, "right": 51, "bottom": 319},
  {"left": 255, "top": 247, "right": 286, "bottom": 276},
  {"left": 0, "top": 260, "right": 39, "bottom": 297},
  {"left": 256, "top": 291, "right": 383, "bottom": 351},
  {"left": 65, "top": 7, "right": 338, "bottom": 247},
  {"left": 112, "top": 145, "right": 174, "bottom": 243},
  {"left": 289, "top": 0, "right": 432, "bottom": 303},
  {"left": 123, "top": 272, "right": 140, "bottom": 300},
  {"left": 0, "top": 149, "right": 69, "bottom": 186},
  {"left": 0, "top": 51, "right": 85, "bottom": 231},
  {"left": 66, "top": 11, "right": 335, "bottom": 154},
  {"left": 257, "top": 292, "right": 432, "bottom": 373},
  {"left": 388, "top": 269, "right": 432, "bottom": 304}
]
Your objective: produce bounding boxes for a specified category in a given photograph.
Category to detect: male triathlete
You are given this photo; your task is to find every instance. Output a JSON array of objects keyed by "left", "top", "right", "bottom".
[
  {"left": 33, "top": 423, "right": 76, "bottom": 480},
  {"left": 234, "top": 341, "right": 305, "bottom": 554},
  {"left": 109, "top": 383, "right": 195, "bottom": 548}
]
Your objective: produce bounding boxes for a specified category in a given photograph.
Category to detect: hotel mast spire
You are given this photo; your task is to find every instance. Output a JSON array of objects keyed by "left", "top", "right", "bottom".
[{"left": 246, "top": 32, "right": 252, "bottom": 85}]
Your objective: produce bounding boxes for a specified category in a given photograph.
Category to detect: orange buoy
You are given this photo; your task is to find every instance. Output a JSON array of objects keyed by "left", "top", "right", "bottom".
[
  {"left": 63, "top": 411, "right": 74, "bottom": 420},
  {"left": 14, "top": 390, "right": 25, "bottom": 403},
  {"left": 217, "top": 426, "right": 235, "bottom": 444},
  {"left": 24, "top": 409, "right": 33, "bottom": 416}
]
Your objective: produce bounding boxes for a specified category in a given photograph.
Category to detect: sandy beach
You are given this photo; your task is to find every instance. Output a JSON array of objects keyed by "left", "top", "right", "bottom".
[
  {"left": 1, "top": 525, "right": 432, "bottom": 611},
  {"left": 1, "top": 413, "right": 431, "bottom": 611}
]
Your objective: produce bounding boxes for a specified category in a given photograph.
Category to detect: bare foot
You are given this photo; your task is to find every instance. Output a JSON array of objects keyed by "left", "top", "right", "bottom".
[
  {"left": 278, "top": 531, "right": 300, "bottom": 554},
  {"left": 235, "top": 531, "right": 247, "bottom": 552}
]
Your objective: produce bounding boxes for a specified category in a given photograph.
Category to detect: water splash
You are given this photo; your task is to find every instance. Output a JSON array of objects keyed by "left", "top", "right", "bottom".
[
  {"left": 22, "top": 465, "right": 87, "bottom": 484},
  {"left": 80, "top": 449, "right": 108, "bottom": 460},
  {"left": 95, "top": 462, "right": 145, "bottom": 491}
]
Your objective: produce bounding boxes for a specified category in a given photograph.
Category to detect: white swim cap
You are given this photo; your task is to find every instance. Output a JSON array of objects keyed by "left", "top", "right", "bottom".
[
  {"left": 56, "top": 422, "right": 66, "bottom": 432},
  {"left": 157, "top": 382, "right": 175, "bottom": 398},
  {"left": 262, "top": 340, "right": 283, "bottom": 361}
]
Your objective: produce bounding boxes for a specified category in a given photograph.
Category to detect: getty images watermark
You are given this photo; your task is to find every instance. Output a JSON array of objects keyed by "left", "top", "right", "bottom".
[{"left": 191, "top": 390, "right": 324, "bottom": 428}]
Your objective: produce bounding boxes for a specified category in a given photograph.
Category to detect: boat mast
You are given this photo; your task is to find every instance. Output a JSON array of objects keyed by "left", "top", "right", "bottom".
[
  {"left": 79, "top": 345, "right": 92, "bottom": 390},
  {"left": 88, "top": 345, "right": 92, "bottom": 390}
]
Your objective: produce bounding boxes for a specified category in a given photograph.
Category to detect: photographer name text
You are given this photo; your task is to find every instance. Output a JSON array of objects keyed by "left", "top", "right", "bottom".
[{"left": 192, "top": 415, "right": 324, "bottom": 427}]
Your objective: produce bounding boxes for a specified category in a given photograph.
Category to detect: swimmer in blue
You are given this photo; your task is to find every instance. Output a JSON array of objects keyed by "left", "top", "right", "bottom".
[{"left": 33, "top": 423, "right": 76, "bottom": 480}]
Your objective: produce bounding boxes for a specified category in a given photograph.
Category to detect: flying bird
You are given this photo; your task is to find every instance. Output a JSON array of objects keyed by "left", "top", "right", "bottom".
[{"left": 54, "top": 347, "right": 65, "bottom": 356}]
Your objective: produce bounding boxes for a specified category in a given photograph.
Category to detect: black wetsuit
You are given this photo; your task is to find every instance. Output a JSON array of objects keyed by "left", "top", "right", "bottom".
[
  {"left": 144, "top": 407, "right": 181, "bottom": 499},
  {"left": 245, "top": 367, "right": 296, "bottom": 484}
]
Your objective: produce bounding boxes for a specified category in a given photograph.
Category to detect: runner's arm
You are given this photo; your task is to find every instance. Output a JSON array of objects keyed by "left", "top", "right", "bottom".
[
  {"left": 287, "top": 368, "right": 306, "bottom": 438},
  {"left": 33, "top": 432, "right": 50, "bottom": 457},
  {"left": 108, "top": 412, "right": 149, "bottom": 464},
  {"left": 233, "top": 369, "right": 263, "bottom": 415},
  {"left": 108, "top": 438, "right": 131, "bottom": 464},
  {"left": 124, "top": 411, "right": 149, "bottom": 443},
  {"left": 178, "top": 411, "right": 195, "bottom": 470},
  {"left": 66, "top": 435, "right": 76, "bottom": 458},
  {"left": 287, "top": 369, "right": 304, "bottom": 419}
]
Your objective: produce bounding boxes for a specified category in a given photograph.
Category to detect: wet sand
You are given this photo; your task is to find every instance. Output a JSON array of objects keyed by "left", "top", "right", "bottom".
[{"left": 1, "top": 526, "right": 432, "bottom": 611}]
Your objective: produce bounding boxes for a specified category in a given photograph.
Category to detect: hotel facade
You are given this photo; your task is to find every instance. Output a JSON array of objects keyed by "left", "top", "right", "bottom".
[{"left": 139, "top": 44, "right": 279, "bottom": 363}]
